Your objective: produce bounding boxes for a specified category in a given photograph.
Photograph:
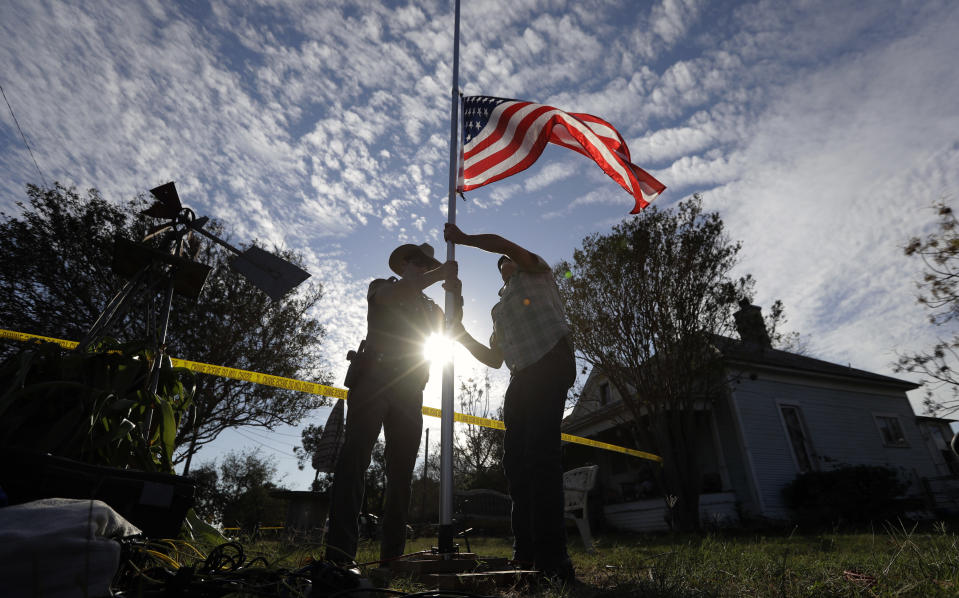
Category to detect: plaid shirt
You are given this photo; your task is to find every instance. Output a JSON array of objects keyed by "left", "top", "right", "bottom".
[{"left": 490, "top": 255, "right": 570, "bottom": 372}]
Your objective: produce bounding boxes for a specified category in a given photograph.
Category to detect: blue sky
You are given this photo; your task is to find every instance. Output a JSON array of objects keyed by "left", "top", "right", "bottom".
[{"left": 2, "top": 0, "right": 959, "bottom": 490}]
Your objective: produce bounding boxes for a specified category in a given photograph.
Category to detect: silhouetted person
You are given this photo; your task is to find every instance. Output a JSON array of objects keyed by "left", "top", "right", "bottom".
[
  {"left": 325, "top": 243, "right": 458, "bottom": 566},
  {"left": 444, "top": 223, "right": 576, "bottom": 585}
]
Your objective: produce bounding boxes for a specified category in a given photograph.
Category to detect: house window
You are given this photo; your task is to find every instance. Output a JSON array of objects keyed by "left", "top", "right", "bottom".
[
  {"left": 779, "top": 405, "right": 815, "bottom": 473},
  {"left": 599, "top": 382, "right": 610, "bottom": 406},
  {"left": 874, "top": 415, "right": 909, "bottom": 447}
]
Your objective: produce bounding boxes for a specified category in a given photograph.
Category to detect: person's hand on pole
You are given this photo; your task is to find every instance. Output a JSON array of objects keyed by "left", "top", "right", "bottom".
[
  {"left": 444, "top": 222, "right": 467, "bottom": 245},
  {"left": 443, "top": 281, "right": 464, "bottom": 324},
  {"left": 441, "top": 275, "right": 461, "bottom": 297},
  {"left": 439, "top": 259, "right": 458, "bottom": 282}
]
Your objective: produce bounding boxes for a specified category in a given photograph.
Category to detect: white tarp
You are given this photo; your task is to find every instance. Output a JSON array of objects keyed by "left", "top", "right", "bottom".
[{"left": 0, "top": 498, "right": 141, "bottom": 598}]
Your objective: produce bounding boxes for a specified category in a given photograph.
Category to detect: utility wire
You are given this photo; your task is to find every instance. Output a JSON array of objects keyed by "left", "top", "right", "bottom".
[
  {"left": 0, "top": 83, "right": 48, "bottom": 189},
  {"left": 233, "top": 428, "right": 300, "bottom": 461},
  {"left": 240, "top": 425, "right": 303, "bottom": 445}
]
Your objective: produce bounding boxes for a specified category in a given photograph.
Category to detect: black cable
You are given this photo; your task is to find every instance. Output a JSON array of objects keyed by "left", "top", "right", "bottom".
[
  {"left": 200, "top": 541, "right": 245, "bottom": 573},
  {"left": 113, "top": 539, "right": 323, "bottom": 598},
  {"left": 404, "top": 591, "right": 499, "bottom": 598},
  {"left": 327, "top": 588, "right": 407, "bottom": 598},
  {"left": 246, "top": 555, "right": 271, "bottom": 568},
  {"left": 114, "top": 539, "right": 500, "bottom": 598}
]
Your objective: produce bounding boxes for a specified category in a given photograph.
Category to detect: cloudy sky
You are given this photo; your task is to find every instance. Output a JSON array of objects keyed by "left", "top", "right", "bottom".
[{"left": 2, "top": 0, "right": 958, "bottom": 490}]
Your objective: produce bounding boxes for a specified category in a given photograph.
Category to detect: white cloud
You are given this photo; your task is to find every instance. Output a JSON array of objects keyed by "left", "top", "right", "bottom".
[
  {"left": 651, "top": 0, "right": 706, "bottom": 45},
  {"left": 630, "top": 118, "right": 718, "bottom": 163},
  {"left": 659, "top": 153, "right": 741, "bottom": 189},
  {"left": 523, "top": 161, "right": 578, "bottom": 192}
]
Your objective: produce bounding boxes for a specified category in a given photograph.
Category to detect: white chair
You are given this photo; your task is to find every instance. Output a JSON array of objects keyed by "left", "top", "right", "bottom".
[{"left": 563, "top": 465, "right": 599, "bottom": 553}]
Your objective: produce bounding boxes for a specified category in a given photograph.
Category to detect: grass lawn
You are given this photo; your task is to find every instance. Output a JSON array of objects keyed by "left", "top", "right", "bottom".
[{"left": 214, "top": 520, "right": 959, "bottom": 597}]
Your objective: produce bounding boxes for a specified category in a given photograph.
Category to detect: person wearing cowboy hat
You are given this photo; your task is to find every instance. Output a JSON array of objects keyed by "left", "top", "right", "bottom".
[
  {"left": 443, "top": 222, "right": 576, "bottom": 585},
  {"left": 325, "top": 242, "right": 460, "bottom": 567}
]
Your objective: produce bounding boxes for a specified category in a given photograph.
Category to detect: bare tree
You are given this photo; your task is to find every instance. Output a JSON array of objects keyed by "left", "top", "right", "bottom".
[
  {"left": 453, "top": 372, "right": 506, "bottom": 492},
  {"left": 896, "top": 201, "right": 959, "bottom": 414}
]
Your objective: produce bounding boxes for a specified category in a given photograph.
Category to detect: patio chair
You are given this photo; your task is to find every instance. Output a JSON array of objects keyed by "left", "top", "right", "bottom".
[{"left": 563, "top": 465, "right": 599, "bottom": 553}]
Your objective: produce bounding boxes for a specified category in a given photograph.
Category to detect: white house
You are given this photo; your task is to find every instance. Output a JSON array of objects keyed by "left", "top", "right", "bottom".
[{"left": 561, "top": 302, "right": 959, "bottom": 532}]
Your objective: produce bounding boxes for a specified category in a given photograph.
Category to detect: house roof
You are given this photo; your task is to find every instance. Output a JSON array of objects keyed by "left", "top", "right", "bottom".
[
  {"left": 562, "top": 394, "right": 628, "bottom": 433},
  {"left": 916, "top": 415, "right": 957, "bottom": 424},
  {"left": 713, "top": 335, "right": 919, "bottom": 391},
  {"left": 564, "top": 335, "right": 920, "bottom": 433}
]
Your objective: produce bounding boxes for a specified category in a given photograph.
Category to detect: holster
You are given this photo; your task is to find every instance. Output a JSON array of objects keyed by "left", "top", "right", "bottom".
[{"left": 343, "top": 340, "right": 368, "bottom": 389}]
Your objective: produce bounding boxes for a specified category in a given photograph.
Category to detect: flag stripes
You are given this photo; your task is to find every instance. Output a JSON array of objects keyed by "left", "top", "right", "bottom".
[{"left": 459, "top": 96, "right": 665, "bottom": 213}]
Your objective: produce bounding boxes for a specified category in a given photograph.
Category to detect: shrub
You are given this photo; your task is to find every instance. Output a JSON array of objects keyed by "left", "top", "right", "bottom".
[{"left": 782, "top": 465, "right": 909, "bottom": 527}]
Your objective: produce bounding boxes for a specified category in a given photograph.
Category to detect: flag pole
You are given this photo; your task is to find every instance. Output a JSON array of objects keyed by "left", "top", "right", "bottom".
[{"left": 439, "top": 0, "right": 461, "bottom": 555}]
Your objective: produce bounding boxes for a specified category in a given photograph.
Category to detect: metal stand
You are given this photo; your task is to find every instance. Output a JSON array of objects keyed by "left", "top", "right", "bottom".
[
  {"left": 76, "top": 213, "right": 210, "bottom": 440},
  {"left": 75, "top": 180, "right": 311, "bottom": 443}
]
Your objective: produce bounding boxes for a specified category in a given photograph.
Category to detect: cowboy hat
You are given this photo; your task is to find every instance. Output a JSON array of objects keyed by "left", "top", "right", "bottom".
[{"left": 389, "top": 242, "right": 441, "bottom": 275}]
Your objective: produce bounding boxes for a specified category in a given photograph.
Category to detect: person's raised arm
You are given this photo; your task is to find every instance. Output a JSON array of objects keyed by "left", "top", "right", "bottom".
[
  {"left": 375, "top": 260, "right": 458, "bottom": 305},
  {"left": 449, "top": 321, "right": 504, "bottom": 369},
  {"left": 444, "top": 223, "right": 540, "bottom": 271},
  {"left": 423, "top": 277, "right": 463, "bottom": 333}
]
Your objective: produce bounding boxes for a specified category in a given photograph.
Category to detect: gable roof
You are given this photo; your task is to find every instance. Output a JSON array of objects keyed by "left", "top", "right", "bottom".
[
  {"left": 713, "top": 335, "right": 919, "bottom": 391},
  {"left": 563, "top": 367, "right": 627, "bottom": 432},
  {"left": 566, "top": 335, "right": 919, "bottom": 432}
]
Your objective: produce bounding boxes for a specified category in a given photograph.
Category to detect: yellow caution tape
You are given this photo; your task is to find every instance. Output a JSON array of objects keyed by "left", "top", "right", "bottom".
[
  {"left": 561, "top": 433, "right": 661, "bottom": 462},
  {"left": 0, "top": 328, "right": 348, "bottom": 401},
  {"left": 421, "top": 405, "right": 661, "bottom": 462},
  {"left": 168, "top": 357, "right": 348, "bottom": 401},
  {"left": 423, "top": 405, "right": 505, "bottom": 430},
  {"left": 0, "top": 329, "right": 79, "bottom": 348},
  {"left": 0, "top": 328, "right": 661, "bottom": 463}
]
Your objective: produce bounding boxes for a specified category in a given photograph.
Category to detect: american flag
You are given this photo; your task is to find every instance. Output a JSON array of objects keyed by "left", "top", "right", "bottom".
[{"left": 458, "top": 95, "right": 665, "bottom": 214}]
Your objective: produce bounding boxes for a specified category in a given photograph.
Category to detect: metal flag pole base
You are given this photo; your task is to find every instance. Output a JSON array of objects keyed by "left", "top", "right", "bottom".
[{"left": 438, "top": 524, "right": 455, "bottom": 556}]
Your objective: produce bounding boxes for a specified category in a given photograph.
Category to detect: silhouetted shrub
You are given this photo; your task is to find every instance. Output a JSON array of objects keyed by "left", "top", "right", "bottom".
[{"left": 782, "top": 465, "right": 909, "bottom": 527}]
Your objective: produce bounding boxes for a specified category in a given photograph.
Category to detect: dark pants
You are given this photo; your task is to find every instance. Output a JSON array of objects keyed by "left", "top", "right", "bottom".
[
  {"left": 503, "top": 337, "right": 575, "bottom": 570},
  {"left": 325, "top": 369, "right": 423, "bottom": 563}
]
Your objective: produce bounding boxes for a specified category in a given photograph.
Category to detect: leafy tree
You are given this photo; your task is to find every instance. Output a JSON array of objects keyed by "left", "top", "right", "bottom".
[
  {"left": 897, "top": 202, "right": 959, "bottom": 414},
  {"left": 293, "top": 423, "right": 334, "bottom": 492},
  {"left": 187, "top": 449, "right": 286, "bottom": 529},
  {"left": 556, "top": 195, "right": 772, "bottom": 531},
  {"left": 291, "top": 421, "right": 389, "bottom": 513},
  {"left": 763, "top": 299, "right": 809, "bottom": 355},
  {"left": 185, "top": 462, "right": 222, "bottom": 523},
  {"left": 219, "top": 449, "right": 286, "bottom": 530},
  {"left": 453, "top": 373, "right": 506, "bottom": 492},
  {"left": 362, "top": 439, "right": 388, "bottom": 515},
  {"left": 0, "top": 184, "right": 331, "bottom": 472}
]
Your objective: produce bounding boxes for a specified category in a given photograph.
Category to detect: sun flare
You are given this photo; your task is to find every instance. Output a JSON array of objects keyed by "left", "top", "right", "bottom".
[{"left": 423, "top": 333, "right": 454, "bottom": 365}]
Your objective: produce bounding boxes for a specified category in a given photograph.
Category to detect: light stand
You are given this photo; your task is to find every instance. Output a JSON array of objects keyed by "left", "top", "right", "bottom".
[{"left": 77, "top": 181, "right": 312, "bottom": 440}]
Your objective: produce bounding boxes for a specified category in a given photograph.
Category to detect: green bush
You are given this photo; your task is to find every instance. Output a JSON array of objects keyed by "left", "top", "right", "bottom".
[{"left": 782, "top": 465, "right": 909, "bottom": 527}]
